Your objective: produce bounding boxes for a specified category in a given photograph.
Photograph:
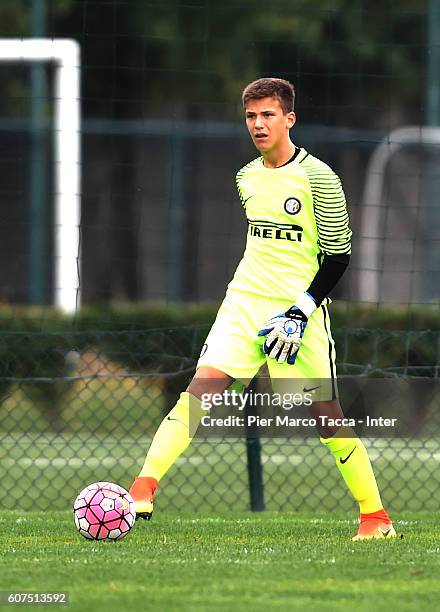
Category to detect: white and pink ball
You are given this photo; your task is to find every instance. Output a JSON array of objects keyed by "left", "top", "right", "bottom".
[{"left": 73, "top": 482, "right": 136, "bottom": 541}]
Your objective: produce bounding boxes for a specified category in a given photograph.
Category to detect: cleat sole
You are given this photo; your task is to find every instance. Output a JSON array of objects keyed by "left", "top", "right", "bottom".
[{"left": 135, "top": 511, "right": 153, "bottom": 521}]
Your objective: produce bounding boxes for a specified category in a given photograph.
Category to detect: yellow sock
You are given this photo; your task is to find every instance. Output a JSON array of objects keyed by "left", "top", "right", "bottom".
[
  {"left": 321, "top": 427, "right": 383, "bottom": 514},
  {"left": 139, "top": 392, "right": 204, "bottom": 481}
]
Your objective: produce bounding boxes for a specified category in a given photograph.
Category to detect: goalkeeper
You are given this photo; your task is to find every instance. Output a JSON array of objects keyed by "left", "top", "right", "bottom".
[{"left": 130, "top": 77, "right": 395, "bottom": 541}]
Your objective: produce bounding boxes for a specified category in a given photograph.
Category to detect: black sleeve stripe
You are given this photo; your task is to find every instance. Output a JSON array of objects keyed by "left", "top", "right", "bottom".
[
  {"left": 317, "top": 225, "right": 351, "bottom": 234},
  {"left": 236, "top": 157, "right": 261, "bottom": 208},
  {"left": 315, "top": 208, "right": 346, "bottom": 221},
  {"left": 301, "top": 156, "right": 352, "bottom": 255}
]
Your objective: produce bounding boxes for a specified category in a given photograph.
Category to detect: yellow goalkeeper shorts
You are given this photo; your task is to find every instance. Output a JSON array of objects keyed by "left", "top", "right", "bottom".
[{"left": 197, "top": 288, "right": 337, "bottom": 398}]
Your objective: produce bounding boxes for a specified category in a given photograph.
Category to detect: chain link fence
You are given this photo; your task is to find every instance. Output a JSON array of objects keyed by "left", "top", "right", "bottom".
[{"left": 1, "top": 325, "right": 439, "bottom": 513}]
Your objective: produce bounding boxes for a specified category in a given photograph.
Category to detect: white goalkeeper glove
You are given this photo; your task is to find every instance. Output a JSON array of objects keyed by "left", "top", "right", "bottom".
[{"left": 258, "top": 292, "right": 317, "bottom": 365}]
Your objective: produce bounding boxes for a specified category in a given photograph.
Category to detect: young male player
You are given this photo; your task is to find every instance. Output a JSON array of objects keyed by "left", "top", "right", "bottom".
[{"left": 130, "top": 78, "right": 396, "bottom": 540}]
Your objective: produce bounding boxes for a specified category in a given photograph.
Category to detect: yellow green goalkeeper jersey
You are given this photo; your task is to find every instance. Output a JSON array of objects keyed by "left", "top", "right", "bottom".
[{"left": 229, "top": 147, "right": 351, "bottom": 301}]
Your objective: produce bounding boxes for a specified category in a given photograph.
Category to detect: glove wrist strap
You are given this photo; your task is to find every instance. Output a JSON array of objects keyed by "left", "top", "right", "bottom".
[{"left": 292, "top": 292, "right": 317, "bottom": 318}]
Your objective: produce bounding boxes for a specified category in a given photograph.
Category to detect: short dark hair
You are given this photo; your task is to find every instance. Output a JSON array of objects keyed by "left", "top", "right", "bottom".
[{"left": 242, "top": 78, "right": 295, "bottom": 113}]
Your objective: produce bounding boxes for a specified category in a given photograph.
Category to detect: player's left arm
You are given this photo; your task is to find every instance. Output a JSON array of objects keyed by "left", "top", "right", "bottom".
[
  {"left": 259, "top": 170, "right": 352, "bottom": 364},
  {"left": 305, "top": 169, "right": 352, "bottom": 305}
]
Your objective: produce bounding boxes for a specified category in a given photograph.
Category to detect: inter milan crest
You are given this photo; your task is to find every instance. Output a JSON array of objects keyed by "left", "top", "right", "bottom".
[{"left": 284, "top": 197, "right": 302, "bottom": 215}]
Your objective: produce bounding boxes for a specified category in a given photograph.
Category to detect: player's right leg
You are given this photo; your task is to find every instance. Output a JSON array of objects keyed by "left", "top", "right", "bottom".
[
  {"left": 130, "top": 289, "right": 265, "bottom": 519},
  {"left": 130, "top": 366, "right": 233, "bottom": 519}
]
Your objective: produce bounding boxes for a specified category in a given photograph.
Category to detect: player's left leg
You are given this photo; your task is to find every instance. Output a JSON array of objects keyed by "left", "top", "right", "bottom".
[
  {"left": 267, "top": 301, "right": 396, "bottom": 540},
  {"left": 309, "top": 399, "right": 396, "bottom": 540}
]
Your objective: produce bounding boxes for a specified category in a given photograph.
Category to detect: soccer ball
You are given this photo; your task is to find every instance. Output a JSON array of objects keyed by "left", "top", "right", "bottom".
[{"left": 73, "top": 482, "right": 136, "bottom": 541}]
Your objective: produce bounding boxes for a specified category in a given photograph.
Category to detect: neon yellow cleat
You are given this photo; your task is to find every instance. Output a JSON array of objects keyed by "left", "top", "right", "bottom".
[{"left": 129, "top": 476, "right": 157, "bottom": 521}]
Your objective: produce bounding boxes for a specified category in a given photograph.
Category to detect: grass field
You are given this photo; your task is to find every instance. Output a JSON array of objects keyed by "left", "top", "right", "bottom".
[
  {"left": 0, "top": 511, "right": 439, "bottom": 611},
  {"left": 2, "top": 385, "right": 440, "bottom": 610}
]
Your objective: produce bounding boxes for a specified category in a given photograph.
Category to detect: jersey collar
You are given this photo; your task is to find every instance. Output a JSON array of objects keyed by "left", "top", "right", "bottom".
[{"left": 261, "top": 146, "right": 307, "bottom": 169}]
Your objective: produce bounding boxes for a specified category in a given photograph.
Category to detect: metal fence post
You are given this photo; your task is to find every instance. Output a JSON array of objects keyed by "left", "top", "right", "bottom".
[{"left": 244, "top": 379, "right": 265, "bottom": 512}]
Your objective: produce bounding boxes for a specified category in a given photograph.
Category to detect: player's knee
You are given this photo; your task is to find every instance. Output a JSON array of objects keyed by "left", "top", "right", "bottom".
[
  {"left": 187, "top": 367, "right": 235, "bottom": 400},
  {"left": 318, "top": 422, "right": 340, "bottom": 439},
  {"left": 309, "top": 399, "right": 344, "bottom": 438}
]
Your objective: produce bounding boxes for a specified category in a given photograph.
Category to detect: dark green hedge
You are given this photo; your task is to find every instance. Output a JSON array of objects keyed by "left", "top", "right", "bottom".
[
  {"left": 0, "top": 301, "right": 438, "bottom": 380},
  {"left": 0, "top": 300, "right": 439, "bottom": 332},
  {"left": 0, "top": 301, "right": 438, "bottom": 431}
]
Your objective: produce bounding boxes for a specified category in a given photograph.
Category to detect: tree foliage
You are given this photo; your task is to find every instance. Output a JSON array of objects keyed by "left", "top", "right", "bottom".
[{"left": 0, "top": 0, "right": 427, "bottom": 125}]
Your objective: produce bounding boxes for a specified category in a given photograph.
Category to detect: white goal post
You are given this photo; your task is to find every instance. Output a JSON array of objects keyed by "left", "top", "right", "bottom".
[{"left": 0, "top": 38, "right": 81, "bottom": 313}]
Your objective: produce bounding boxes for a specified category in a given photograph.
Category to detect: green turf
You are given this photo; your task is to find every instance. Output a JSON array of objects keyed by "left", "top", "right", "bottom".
[{"left": 0, "top": 511, "right": 438, "bottom": 612}]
